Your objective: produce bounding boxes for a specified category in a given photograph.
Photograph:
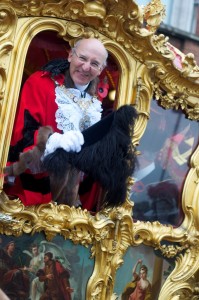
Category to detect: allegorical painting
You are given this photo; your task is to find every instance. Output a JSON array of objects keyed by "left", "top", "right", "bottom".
[
  {"left": 0, "top": 232, "right": 94, "bottom": 300},
  {"left": 113, "top": 244, "right": 174, "bottom": 300}
]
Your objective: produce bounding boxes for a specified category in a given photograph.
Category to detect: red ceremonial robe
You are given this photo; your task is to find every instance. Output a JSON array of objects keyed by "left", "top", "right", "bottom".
[{"left": 5, "top": 70, "right": 100, "bottom": 210}]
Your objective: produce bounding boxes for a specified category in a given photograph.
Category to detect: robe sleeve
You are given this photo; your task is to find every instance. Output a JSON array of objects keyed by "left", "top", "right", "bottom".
[
  {"left": 8, "top": 71, "right": 61, "bottom": 162},
  {"left": 4, "top": 71, "right": 64, "bottom": 206}
]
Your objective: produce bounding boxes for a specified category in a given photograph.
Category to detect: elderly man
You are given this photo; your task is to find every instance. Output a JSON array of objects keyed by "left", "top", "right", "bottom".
[
  {"left": 5, "top": 37, "right": 137, "bottom": 210},
  {"left": 5, "top": 38, "right": 108, "bottom": 207}
]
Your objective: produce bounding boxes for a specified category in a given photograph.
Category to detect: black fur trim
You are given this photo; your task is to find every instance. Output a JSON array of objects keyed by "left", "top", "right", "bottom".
[
  {"left": 83, "top": 112, "right": 114, "bottom": 147},
  {"left": 43, "top": 105, "right": 138, "bottom": 207},
  {"left": 41, "top": 58, "right": 70, "bottom": 76},
  {"left": 8, "top": 110, "right": 41, "bottom": 162},
  {"left": 20, "top": 173, "right": 50, "bottom": 194}
]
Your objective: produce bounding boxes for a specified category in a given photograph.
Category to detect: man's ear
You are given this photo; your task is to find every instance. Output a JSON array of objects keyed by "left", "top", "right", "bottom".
[
  {"left": 68, "top": 50, "right": 73, "bottom": 62},
  {"left": 99, "top": 65, "right": 106, "bottom": 76}
]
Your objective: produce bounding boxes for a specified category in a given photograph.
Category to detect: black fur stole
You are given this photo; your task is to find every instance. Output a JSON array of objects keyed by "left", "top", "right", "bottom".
[{"left": 43, "top": 104, "right": 138, "bottom": 207}]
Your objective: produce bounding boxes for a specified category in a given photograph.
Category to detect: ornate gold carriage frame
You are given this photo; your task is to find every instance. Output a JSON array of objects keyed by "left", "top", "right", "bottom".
[{"left": 0, "top": 0, "right": 199, "bottom": 299}]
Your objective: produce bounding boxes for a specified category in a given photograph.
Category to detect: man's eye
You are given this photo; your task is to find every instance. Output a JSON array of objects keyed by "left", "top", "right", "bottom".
[
  {"left": 79, "top": 56, "right": 87, "bottom": 62},
  {"left": 91, "top": 62, "right": 99, "bottom": 68}
]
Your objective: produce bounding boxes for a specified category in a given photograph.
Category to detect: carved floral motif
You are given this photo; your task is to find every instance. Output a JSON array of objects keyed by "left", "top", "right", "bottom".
[{"left": 0, "top": 1, "right": 199, "bottom": 299}]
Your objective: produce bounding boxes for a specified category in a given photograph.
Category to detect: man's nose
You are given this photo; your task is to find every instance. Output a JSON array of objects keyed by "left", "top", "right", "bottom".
[{"left": 81, "top": 61, "right": 91, "bottom": 71}]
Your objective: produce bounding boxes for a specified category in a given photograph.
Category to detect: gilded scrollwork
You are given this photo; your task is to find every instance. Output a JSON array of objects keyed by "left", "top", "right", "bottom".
[
  {"left": 143, "top": 0, "right": 166, "bottom": 32},
  {"left": 0, "top": 1, "right": 199, "bottom": 299},
  {"left": 0, "top": 5, "right": 16, "bottom": 39},
  {"left": 0, "top": 5, "right": 16, "bottom": 103},
  {"left": 186, "top": 103, "right": 199, "bottom": 120},
  {"left": 159, "top": 246, "right": 199, "bottom": 299},
  {"left": 0, "top": 67, "right": 6, "bottom": 102}
]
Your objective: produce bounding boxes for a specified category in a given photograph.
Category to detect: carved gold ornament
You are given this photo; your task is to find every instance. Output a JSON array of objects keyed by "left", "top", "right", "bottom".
[{"left": 0, "top": 1, "right": 199, "bottom": 299}]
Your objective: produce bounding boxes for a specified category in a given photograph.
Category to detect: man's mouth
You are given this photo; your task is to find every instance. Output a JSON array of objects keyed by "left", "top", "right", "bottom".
[{"left": 79, "top": 72, "right": 89, "bottom": 78}]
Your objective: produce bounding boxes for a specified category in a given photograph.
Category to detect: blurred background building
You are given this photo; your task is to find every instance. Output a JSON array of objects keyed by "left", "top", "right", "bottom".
[{"left": 137, "top": 0, "right": 199, "bottom": 64}]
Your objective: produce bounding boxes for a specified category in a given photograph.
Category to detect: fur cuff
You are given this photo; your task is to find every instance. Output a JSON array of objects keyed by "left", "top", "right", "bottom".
[{"left": 4, "top": 126, "right": 53, "bottom": 176}]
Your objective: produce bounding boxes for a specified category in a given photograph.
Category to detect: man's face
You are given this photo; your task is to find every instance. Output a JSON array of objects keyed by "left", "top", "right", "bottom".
[
  {"left": 44, "top": 255, "right": 50, "bottom": 263},
  {"left": 68, "top": 39, "right": 107, "bottom": 86}
]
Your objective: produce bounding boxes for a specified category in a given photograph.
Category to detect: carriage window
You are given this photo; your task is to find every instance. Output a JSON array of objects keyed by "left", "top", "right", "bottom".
[
  {"left": 3, "top": 30, "right": 120, "bottom": 213},
  {"left": 130, "top": 99, "right": 199, "bottom": 226}
]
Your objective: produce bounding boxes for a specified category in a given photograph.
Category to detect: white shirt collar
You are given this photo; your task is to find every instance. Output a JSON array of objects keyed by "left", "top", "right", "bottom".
[{"left": 75, "top": 83, "right": 89, "bottom": 92}]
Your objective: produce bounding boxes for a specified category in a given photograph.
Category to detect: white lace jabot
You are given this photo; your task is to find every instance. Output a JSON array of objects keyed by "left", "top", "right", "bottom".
[{"left": 55, "top": 86, "right": 102, "bottom": 132}]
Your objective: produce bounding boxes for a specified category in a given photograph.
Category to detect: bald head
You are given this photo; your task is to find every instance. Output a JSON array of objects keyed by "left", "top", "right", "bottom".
[
  {"left": 68, "top": 37, "right": 108, "bottom": 85},
  {"left": 74, "top": 38, "right": 108, "bottom": 66},
  {"left": 0, "top": 289, "right": 10, "bottom": 300}
]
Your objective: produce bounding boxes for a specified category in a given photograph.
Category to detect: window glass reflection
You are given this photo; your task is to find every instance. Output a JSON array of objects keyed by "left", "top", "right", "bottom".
[{"left": 131, "top": 99, "right": 199, "bottom": 226}]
